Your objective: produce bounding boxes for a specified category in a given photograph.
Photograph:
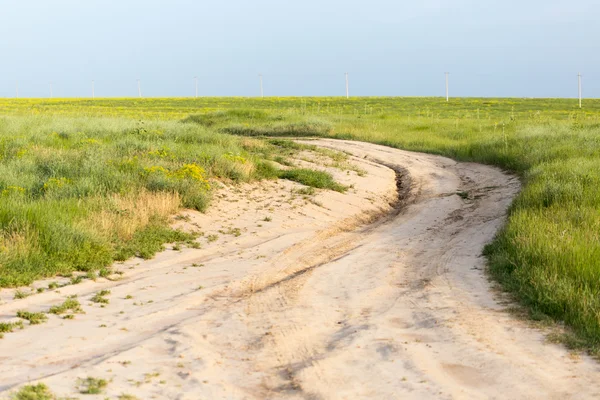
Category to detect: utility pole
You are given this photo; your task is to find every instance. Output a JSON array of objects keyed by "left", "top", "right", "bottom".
[
  {"left": 92, "top": 80, "right": 95, "bottom": 99},
  {"left": 50, "top": 82, "right": 53, "bottom": 98},
  {"left": 578, "top": 73, "right": 582, "bottom": 108},
  {"left": 16, "top": 81, "right": 18, "bottom": 98},
  {"left": 345, "top": 72, "right": 349, "bottom": 98},
  {"left": 137, "top": 79, "right": 142, "bottom": 98},
  {"left": 194, "top": 76, "right": 198, "bottom": 98},
  {"left": 445, "top": 72, "right": 449, "bottom": 102},
  {"left": 259, "top": 74, "right": 264, "bottom": 98}
]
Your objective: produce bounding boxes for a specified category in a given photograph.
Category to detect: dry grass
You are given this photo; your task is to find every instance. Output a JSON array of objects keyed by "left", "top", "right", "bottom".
[{"left": 82, "top": 191, "right": 181, "bottom": 242}]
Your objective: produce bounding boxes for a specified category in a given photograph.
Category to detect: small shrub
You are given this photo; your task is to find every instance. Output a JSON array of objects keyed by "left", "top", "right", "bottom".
[
  {"left": 0, "top": 320, "right": 24, "bottom": 335},
  {"left": 278, "top": 169, "right": 347, "bottom": 192},
  {"left": 14, "top": 290, "right": 31, "bottom": 300},
  {"left": 91, "top": 290, "right": 111, "bottom": 304},
  {"left": 77, "top": 377, "right": 108, "bottom": 394},
  {"left": 16, "top": 311, "right": 48, "bottom": 325},
  {"left": 118, "top": 394, "right": 139, "bottom": 400},
  {"left": 11, "top": 383, "right": 56, "bottom": 400},
  {"left": 70, "top": 276, "right": 84, "bottom": 285},
  {"left": 49, "top": 297, "right": 83, "bottom": 315}
]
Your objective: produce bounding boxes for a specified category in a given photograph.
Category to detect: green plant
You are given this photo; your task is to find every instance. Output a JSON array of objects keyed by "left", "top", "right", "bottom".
[
  {"left": 91, "top": 290, "right": 111, "bottom": 304},
  {"left": 16, "top": 310, "right": 48, "bottom": 325},
  {"left": 14, "top": 290, "right": 31, "bottom": 300},
  {"left": 77, "top": 377, "right": 108, "bottom": 394},
  {"left": 118, "top": 395, "right": 139, "bottom": 400},
  {"left": 278, "top": 169, "right": 347, "bottom": 192},
  {"left": 10, "top": 383, "right": 56, "bottom": 400},
  {"left": 49, "top": 297, "right": 83, "bottom": 315},
  {"left": 0, "top": 320, "right": 24, "bottom": 337}
]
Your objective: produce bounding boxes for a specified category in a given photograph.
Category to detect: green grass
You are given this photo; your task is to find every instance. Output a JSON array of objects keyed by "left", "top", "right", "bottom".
[
  {"left": 0, "top": 320, "right": 24, "bottom": 338},
  {"left": 49, "top": 297, "right": 83, "bottom": 315},
  {"left": 10, "top": 383, "right": 56, "bottom": 400},
  {"left": 77, "top": 376, "right": 108, "bottom": 394},
  {"left": 16, "top": 310, "right": 48, "bottom": 325},
  {"left": 0, "top": 114, "right": 346, "bottom": 288},
  {"left": 278, "top": 169, "right": 347, "bottom": 192},
  {"left": 2, "top": 97, "right": 600, "bottom": 354},
  {"left": 91, "top": 290, "right": 111, "bottom": 304}
]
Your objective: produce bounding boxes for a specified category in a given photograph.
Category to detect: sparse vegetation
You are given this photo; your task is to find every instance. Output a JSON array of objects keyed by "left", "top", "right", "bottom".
[
  {"left": 14, "top": 290, "right": 31, "bottom": 300},
  {"left": 91, "top": 290, "right": 111, "bottom": 304},
  {"left": 16, "top": 310, "right": 48, "bottom": 325},
  {"left": 0, "top": 320, "right": 24, "bottom": 338},
  {"left": 70, "top": 276, "right": 84, "bottom": 285},
  {"left": 118, "top": 394, "right": 139, "bottom": 400},
  {"left": 10, "top": 383, "right": 56, "bottom": 400},
  {"left": 77, "top": 376, "right": 108, "bottom": 394},
  {"left": 49, "top": 297, "right": 83, "bottom": 316},
  {"left": 278, "top": 169, "right": 347, "bottom": 192}
]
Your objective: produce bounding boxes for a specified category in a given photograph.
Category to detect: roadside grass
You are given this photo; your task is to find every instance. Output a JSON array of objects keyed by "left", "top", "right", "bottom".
[
  {"left": 183, "top": 109, "right": 332, "bottom": 137},
  {"left": 0, "top": 115, "right": 345, "bottom": 288},
  {"left": 278, "top": 169, "right": 347, "bottom": 192},
  {"left": 77, "top": 377, "right": 108, "bottom": 394}
]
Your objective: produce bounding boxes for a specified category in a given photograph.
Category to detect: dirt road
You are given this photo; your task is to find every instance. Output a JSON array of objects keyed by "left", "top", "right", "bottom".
[{"left": 1, "top": 139, "right": 599, "bottom": 399}]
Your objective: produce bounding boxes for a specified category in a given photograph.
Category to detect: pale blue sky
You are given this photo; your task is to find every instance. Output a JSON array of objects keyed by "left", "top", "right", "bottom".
[{"left": 0, "top": 0, "right": 598, "bottom": 98}]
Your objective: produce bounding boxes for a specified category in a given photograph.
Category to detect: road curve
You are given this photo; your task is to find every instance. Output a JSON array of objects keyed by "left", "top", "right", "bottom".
[{"left": 1, "top": 139, "right": 599, "bottom": 399}]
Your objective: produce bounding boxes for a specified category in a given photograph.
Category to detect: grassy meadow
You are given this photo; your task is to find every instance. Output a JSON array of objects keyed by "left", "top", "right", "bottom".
[
  {"left": 0, "top": 111, "right": 346, "bottom": 287},
  {"left": 1, "top": 96, "right": 600, "bottom": 353}
]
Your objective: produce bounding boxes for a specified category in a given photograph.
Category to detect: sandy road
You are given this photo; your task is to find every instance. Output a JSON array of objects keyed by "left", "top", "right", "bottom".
[{"left": 1, "top": 139, "right": 599, "bottom": 399}]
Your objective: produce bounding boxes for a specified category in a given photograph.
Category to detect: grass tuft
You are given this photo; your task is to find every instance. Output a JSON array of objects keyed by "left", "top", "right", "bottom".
[
  {"left": 10, "top": 383, "right": 56, "bottom": 400},
  {"left": 278, "top": 169, "right": 347, "bottom": 192},
  {"left": 77, "top": 377, "right": 108, "bottom": 395},
  {"left": 16, "top": 311, "right": 48, "bottom": 325},
  {"left": 91, "top": 290, "right": 111, "bottom": 304},
  {"left": 49, "top": 297, "right": 83, "bottom": 316}
]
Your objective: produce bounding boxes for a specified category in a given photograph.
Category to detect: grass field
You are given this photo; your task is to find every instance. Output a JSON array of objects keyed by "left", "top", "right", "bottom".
[
  {"left": 0, "top": 111, "right": 345, "bottom": 287},
  {"left": 1, "top": 96, "right": 600, "bottom": 354}
]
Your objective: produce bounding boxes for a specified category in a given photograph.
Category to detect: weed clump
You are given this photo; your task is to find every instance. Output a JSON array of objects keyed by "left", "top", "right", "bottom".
[
  {"left": 49, "top": 297, "right": 83, "bottom": 316},
  {"left": 278, "top": 169, "right": 347, "bottom": 192},
  {"left": 91, "top": 290, "right": 111, "bottom": 304},
  {"left": 10, "top": 383, "right": 56, "bottom": 400},
  {"left": 0, "top": 320, "right": 24, "bottom": 338},
  {"left": 77, "top": 377, "right": 108, "bottom": 394},
  {"left": 16, "top": 311, "right": 48, "bottom": 325}
]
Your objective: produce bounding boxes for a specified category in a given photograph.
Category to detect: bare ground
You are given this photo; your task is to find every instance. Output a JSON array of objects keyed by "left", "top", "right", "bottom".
[{"left": 1, "top": 139, "right": 599, "bottom": 399}]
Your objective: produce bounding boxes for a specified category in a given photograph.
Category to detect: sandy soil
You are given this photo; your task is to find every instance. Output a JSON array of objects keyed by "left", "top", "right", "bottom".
[{"left": 1, "top": 139, "right": 599, "bottom": 399}]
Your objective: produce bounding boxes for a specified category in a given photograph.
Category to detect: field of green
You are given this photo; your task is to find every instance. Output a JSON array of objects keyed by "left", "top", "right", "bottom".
[{"left": 1, "top": 96, "right": 599, "bottom": 354}]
